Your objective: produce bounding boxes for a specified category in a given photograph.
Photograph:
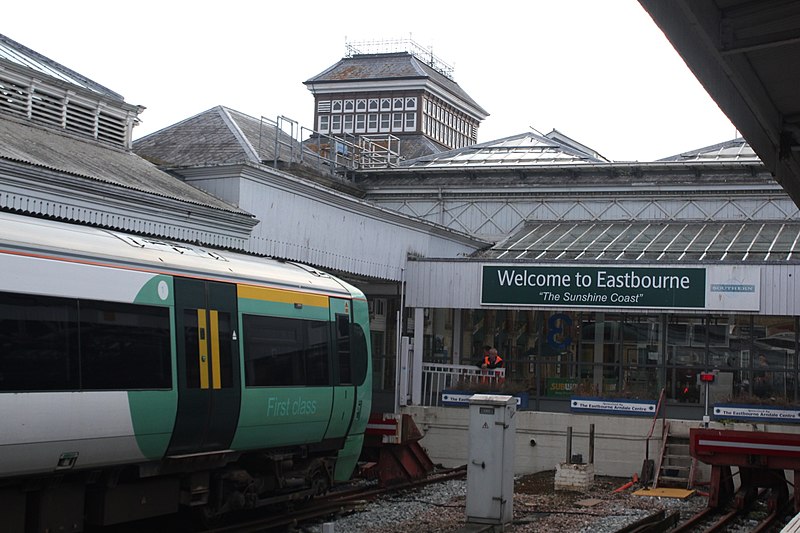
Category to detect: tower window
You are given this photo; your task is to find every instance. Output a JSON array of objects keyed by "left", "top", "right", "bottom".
[
  {"left": 367, "top": 114, "right": 378, "bottom": 132},
  {"left": 405, "top": 112, "right": 417, "bottom": 131}
]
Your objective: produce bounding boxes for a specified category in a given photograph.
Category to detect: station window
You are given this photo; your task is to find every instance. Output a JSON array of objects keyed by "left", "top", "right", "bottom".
[
  {"left": 343, "top": 114, "right": 354, "bottom": 133},
  {"left": 368, "top": 99, "right": 379, "bottom": 112},
  {"left": 355, "top": 114, "right": 366, "bottom": 132},
  {"left": 406, "top": 97, "right": 417, "bottom": 110},
  {"left": 393, "top": 98, "right": 403, "bottom": 110},
  {"left": 380, "top": 98, "right": 391, "bottom": 111},
  {"left": 318, "top": 115, "right": 330, "bottom": 133},
  {"left": 343, "top": 100, "right": 354, "bottom": 112},
  {"left": 379, "top": 113, "right": 391, "bottom": 132},
  {"left": 356, "top": 99, "right": 367, "bottom": 112},
  {"left": 242, "top": 315, "right": 330, "bottom": 387},
  {"left": 392, "top": 113, "right": 403, "bottom": 131},
  {"left": 0, "top": 291, "right": 171, "bottom": 391},
  {"left": 332, "top": 100, "right": 343, "bottom": 112}
]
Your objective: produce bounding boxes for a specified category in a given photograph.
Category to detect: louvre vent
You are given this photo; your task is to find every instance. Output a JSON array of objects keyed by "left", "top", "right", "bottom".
[
  {"left": 0, "top": 70, "right": 130, "bottom": 148},
  {"left": 0, "top": 77, "right": 29, "bottom": 118}
]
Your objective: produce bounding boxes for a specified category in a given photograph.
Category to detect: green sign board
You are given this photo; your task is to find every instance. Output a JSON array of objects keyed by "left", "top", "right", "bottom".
[{"left": 482, "top": 266, "right": 706, "bottom": 309}]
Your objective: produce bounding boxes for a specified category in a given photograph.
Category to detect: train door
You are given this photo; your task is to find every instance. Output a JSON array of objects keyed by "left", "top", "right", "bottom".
[
  {"left": 167, "top": 278, "right": 241, "bottom": 455},
  {"left": 324, "top": 298, "right": 356, "bottom": 440}
]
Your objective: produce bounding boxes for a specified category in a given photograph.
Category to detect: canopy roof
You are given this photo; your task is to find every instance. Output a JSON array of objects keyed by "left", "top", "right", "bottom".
[{"left": 479, "top": 220, "right": 800, "bottom": 263}]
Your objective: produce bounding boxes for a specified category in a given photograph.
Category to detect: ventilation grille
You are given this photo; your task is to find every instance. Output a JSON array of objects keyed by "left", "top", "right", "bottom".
[{"left": 0, "top": 70, "right": 129, "bottom": 147}]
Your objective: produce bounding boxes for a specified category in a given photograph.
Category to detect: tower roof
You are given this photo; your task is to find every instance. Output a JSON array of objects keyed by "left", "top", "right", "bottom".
[{"left": 305, "top": 52, "right": 488, "bottom": 119}]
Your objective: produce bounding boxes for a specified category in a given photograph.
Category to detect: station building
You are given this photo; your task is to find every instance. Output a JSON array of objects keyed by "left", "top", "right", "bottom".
[{"left": 2, "top": 31, "right": 800, "bottom": 476}]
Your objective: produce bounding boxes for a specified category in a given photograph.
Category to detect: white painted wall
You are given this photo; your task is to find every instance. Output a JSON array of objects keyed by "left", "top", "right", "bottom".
[{"left": 402, "top": 406, "right": 800, "bottom": 480}]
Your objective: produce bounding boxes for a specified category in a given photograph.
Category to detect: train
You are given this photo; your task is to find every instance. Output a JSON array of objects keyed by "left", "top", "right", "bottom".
[{"left": 0, "top": 211, "right": 372, "bottom": 532}]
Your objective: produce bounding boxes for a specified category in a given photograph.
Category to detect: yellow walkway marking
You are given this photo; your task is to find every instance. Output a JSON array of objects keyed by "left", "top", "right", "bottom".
[{"left": 633, "top": 487, "right": 695, "bottom": 499}]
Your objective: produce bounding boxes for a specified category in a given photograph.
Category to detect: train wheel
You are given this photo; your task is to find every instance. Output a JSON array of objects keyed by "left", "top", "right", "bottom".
[{"left": 308, "top": 459, "right": 331, "bottom": 496}]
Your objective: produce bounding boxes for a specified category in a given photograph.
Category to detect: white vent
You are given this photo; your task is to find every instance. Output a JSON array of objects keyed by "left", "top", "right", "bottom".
[{"left": 0, "top": 70, "right": 131, "bottom": 148}]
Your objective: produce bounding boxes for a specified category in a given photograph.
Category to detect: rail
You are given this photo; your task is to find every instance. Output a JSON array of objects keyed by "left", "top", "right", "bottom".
[
  {"left": 421, "top": 362, "right": 505, "bottom": 406},
  {"left": 642, "top": 387, "right": 667, "bottom": 485}
]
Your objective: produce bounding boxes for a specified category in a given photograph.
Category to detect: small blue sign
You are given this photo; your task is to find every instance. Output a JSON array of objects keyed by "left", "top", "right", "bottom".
[
  {"left": 713, "top": 403, "right": 800, "bottom": 424},
  {"left": 570, "top": 396, "right": 657, "bottom": 416},
  {"left": 441, "top": 390, "right": 529, "bottom": 409}
]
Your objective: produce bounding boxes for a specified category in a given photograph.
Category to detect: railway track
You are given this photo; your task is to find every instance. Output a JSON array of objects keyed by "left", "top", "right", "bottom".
[
  {"left": 201, "top": 465, "right": 468, "bottom": 533},
  {"left": 614, "top": 488, "right": 795, "bottom": 533}
]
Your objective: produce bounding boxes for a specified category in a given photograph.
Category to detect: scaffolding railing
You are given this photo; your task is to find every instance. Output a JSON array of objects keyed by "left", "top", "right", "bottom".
[{"left": 258, "top": 116, "right": 401, "bottom": 178}]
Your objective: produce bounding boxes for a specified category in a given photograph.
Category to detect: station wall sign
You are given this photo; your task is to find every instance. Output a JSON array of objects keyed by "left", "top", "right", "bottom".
[
  {"left": 481, "top": 265, "right": 759, "bottom": 311},
  {"left": 713, "top": 403, "right": 800, "bottom": 424},
  {"left": 441, "top": 390, "right": 529, "bottom": 409},
  {"left": 570, "top": 397, "right": 658, "bottom": 416}
]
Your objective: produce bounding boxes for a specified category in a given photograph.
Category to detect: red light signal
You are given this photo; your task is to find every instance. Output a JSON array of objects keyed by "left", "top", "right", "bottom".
[{"left": 699, "top": 372, "right": 715, "bottom": 383}]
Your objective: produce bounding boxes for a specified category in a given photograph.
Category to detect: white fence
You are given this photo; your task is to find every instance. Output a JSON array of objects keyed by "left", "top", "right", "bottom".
[{"left": 421, "top": 362, "right": 506, "bottom": 406}]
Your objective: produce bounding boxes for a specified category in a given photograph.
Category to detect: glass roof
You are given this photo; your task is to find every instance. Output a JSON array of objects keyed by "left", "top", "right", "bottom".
[
  {"left": 658, "top": 138, "right": 759, "bottom": 163},
  {"left": 479, "top": 221, "right": 800, "bottom": 263},
  {"left": 401, "top": 131, "right": 608, "bottom": 168},
  {"left": 0, "top": 34, "right": 117, "bottom": 97}
]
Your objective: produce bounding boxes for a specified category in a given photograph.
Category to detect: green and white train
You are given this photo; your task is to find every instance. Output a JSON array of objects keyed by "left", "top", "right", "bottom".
[{"left": 0, "top": 211, "right": 372, "bottom": 532}]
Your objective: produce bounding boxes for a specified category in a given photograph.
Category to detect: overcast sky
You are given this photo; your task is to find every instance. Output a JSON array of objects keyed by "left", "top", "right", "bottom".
[{"left": 4, "top": 0, "right": 738, "bottom": 162}]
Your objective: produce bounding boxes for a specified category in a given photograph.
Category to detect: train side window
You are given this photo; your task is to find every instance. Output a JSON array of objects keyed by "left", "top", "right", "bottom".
[
  {"left": 306, "top": 320, "right": 330, "bottom": 386},
  {"left": 0, "top": 292, "right": 170, "bottom": 392},
  {"left": 0, "top": 292, "right": 78, "bottom": 391},
  {"left": 183, "top": 310, "right": 201, "bottom": 389},
  {"left": 80, "top": 301, "right": 171, "bottom": 390},
  {"left": 242, "top": 314, "right": 329, "bottom": 387},
  {"left": 336, "top": 314, "right": 351, "bottom": 385},
  {"left": 350, "top": 323, "right": 368, "bottom": 386},
  {"left": 216, "top": 312, "right": 234, "bottom": 388}
]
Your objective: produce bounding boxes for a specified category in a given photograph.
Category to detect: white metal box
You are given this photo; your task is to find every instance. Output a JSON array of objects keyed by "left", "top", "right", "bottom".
[{"left": 465, "top": 394, "right": 516, "bottom": 525}]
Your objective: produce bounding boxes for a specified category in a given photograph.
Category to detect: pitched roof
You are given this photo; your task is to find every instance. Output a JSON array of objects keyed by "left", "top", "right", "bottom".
[
  {"left": 0, "top": 33, "right": 123, "bottom": 100},
  {"left": 0, "top": 113, "right": 247, "bottom": 214},
  {"left": 305, "top": 52, "right": 488, "bottom": 118},
  {"left": 133, "top": 106, "right": 312, "bottom": 167}
]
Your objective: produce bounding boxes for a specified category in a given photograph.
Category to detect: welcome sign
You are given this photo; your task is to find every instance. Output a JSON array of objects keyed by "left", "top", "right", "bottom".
[{"left": 481, "top": 265, "right": 759, "bottom": 311}]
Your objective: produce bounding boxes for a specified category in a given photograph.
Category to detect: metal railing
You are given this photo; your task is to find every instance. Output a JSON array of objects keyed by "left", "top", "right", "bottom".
[{"left": 421, "top": 362, "right": 506, "bottom": 406}]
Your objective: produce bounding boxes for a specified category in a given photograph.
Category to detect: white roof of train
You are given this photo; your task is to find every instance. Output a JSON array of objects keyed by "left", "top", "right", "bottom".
[{"left": 0, "top": 211, "right": 360, "bottom": 298}]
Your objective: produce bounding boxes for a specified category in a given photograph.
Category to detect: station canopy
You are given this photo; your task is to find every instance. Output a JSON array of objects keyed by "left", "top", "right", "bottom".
[{"left": 477, "top": 220, "right": 800, "bottom": 263}]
